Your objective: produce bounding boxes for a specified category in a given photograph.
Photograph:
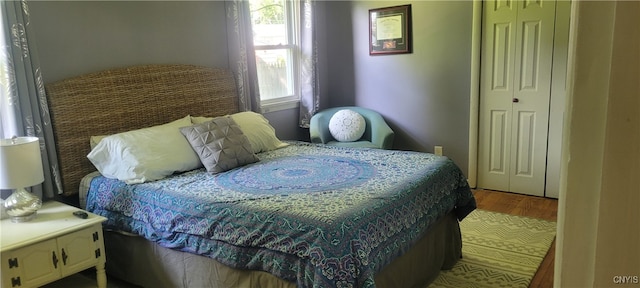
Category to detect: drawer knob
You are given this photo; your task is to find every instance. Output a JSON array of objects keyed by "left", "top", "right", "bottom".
[
  {"left": 52, "top": 251, "right": 58, "bottom": 268},
  {"left": 61, "top": 248, "right": 68, "bottom": 265}
]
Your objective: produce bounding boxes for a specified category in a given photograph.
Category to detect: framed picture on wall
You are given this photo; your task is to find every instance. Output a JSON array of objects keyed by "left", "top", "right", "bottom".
[{"left": 369, "top": 4, "right": 412, "bottom": 55}]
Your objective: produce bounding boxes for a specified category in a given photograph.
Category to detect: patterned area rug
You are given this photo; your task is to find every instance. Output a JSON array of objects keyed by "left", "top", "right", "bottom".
[{"left": 430, "top": 209, "right": 556, "bottom": 288}]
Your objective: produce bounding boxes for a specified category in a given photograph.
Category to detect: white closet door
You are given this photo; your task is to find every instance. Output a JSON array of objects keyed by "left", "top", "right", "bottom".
[{"left": 478, "top": 0, "right": 557, "bottom": 196}]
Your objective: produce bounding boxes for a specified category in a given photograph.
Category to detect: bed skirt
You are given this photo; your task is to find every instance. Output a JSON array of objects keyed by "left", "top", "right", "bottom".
[{"left": 103, "top": 212, "right": 462, "bottom": 288}]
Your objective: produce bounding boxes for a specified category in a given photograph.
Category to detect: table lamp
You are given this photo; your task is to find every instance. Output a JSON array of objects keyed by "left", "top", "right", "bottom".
[{"left": 0, "top": 136, "right": 44, "bottom": 222}]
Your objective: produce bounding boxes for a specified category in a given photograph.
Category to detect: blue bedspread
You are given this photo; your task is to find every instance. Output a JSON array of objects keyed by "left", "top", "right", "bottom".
[{"left": 86, "top": 141, "right": 475, "bottom": 288}]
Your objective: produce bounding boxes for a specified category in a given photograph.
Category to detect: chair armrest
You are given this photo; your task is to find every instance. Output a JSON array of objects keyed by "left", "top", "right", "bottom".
[
  {"left": 310, "top": 112, "right": 333, "bottom": 144},
  {"left": 370, "top": 118, "right": 395, "bottom": 149}
]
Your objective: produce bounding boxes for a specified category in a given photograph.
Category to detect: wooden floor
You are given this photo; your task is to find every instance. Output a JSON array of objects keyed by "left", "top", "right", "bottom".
[{"left": 472, "top": 189, "right": 558, "bottom": 288}]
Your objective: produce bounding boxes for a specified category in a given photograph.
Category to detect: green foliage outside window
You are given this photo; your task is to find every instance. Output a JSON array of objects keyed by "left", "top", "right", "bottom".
[{"left": 250, "top": 0, "right": 284, "bottom": 25}]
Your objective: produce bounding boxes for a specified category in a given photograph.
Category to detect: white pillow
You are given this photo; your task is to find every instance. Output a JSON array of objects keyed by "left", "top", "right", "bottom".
[
  {"left": 191, "top": 116, "right": 214, "bottom": 124},
  {"left": 87, "top": 116, "right": 201, "bottom": 184},
  {"left": 89, "top": 135, "right": 107, "bottom": 149},
  {"left": 329, "top": 109, "right": 366, "bottom": 142},
  {"left": 192, "top": 112, "right": 288, "bottom": 153}
]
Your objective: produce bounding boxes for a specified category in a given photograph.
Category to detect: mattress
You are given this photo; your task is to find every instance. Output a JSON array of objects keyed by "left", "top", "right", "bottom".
[{"left": 86, "top": 141, "right": 475, "bottom": 288}]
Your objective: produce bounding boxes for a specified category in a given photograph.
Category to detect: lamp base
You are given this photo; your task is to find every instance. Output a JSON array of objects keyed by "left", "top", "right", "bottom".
[
  {"left": 10, "top": 212, "right": 38, "bottom": 223},
  {"left": 3, "top": 188, "right": 42, "bottom": 223}
]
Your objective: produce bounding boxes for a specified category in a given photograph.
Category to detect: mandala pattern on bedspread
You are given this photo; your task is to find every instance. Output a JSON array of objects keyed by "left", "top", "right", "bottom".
[
  {"left": 86, "top": 141, "right": 476, "bottom": 288},
  {"left": 216, "top": 155, "right": 375, "bottom": 194}
]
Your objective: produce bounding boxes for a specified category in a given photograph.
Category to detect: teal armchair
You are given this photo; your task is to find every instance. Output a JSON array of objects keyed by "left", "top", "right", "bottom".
[{"left": 309, "top": 106, "right": 394, "bottom": 149}]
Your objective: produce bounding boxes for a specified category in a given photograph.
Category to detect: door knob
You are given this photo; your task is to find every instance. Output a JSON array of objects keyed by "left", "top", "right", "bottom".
[{"left": 512, "top": 98, "right": 519, "bottom": 103}]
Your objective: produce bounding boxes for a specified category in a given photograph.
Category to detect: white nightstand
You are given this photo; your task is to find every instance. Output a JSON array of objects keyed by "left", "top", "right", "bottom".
[{"left": 0, "top": 201, "right": 107, "bottom": 288}]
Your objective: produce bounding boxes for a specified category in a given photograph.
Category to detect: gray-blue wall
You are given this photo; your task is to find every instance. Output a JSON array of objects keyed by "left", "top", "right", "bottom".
[
  {"left": 31, "top": 1, "right": 229, "bottom": 83},
  {"left": 30, "top": 1, "right": 472, "bottom": 175},
  {"left": 325, "top": 1, "right": 473, "bottom": 173}
]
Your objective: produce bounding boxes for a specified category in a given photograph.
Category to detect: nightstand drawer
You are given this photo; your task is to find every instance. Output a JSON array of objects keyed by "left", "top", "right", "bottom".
[
  {"left": 58, "top": 224, "right": 104, "bottom": 277},
  {"left": 1, "top": 239, "right": 59, "bottom": 288}
]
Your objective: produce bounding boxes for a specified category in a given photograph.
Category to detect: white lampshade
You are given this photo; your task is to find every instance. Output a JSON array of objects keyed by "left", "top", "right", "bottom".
[{"left": 0, "top": 137, "right": 45, "bottom": 189}]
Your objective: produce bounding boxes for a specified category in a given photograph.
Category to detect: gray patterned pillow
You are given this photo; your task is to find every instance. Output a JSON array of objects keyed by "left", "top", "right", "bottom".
[{"left": 180, "top": 116, "right": 259, "bottom": 173}]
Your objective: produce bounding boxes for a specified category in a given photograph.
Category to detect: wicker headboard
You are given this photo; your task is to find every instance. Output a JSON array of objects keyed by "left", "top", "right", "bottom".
[{"left": 45, "top": 64, "right": 239, "bottom": 196}]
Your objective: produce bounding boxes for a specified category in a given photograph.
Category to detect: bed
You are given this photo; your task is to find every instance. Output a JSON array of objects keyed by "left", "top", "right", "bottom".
[{"left": 45, "top": 64, "right": 476, "bottom": 288}]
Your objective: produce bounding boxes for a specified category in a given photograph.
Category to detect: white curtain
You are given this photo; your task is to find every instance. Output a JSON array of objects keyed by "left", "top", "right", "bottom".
[
  {"left": 1, "top": 0, "right": 62, "bottom": 198},
  {"left": 298, "top": 0, "right": 320, "bottom": 128},
  {"left": 225, "top": 0, "right": 261, "bottom": 113}
]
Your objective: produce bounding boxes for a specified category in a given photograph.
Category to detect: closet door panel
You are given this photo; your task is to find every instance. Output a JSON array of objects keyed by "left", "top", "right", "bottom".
[{"left": 509, "top": 0, "right": 555, "bottom": 195}]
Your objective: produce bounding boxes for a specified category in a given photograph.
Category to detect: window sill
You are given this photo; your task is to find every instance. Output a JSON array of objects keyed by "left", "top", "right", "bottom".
[{"left": 261, "top": 99, "right": 299, "bottom": 113}]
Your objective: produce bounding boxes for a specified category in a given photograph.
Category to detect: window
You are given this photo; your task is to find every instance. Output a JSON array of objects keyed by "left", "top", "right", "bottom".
[{"left": 249, "top": 0, "right": 300, "bottom": 111}]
